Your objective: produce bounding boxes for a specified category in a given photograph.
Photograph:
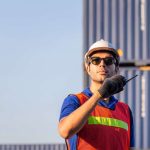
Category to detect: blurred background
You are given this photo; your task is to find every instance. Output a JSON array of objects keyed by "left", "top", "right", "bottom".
[{"left": 0, "top": 0, "right": 82, "bottom": 145}]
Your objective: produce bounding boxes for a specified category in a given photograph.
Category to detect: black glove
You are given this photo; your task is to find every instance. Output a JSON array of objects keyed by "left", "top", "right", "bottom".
[{"left": 98, "top": 75, "right": 127, "bottom": 98}]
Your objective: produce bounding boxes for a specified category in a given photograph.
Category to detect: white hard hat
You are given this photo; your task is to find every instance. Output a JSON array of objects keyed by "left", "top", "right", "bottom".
[{"left": 85, "top": 39, "right": 120, "bottom": 65}]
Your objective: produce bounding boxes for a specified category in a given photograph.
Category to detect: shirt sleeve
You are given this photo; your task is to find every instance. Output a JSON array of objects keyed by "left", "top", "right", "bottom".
[
  {"left": 59, "top": 95, "right": 80, "bottom": 121},
  {"left": 129, "top": 107, "right": 135, "bottom": 147}
]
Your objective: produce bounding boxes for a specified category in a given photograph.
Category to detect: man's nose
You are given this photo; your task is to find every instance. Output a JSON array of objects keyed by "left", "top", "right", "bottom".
[{"left": 98, "top": 60, "right": 106, "bottom": 67}]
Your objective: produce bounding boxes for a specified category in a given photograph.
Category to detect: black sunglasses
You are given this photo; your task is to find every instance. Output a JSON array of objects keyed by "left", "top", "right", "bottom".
[{"left": 89, "top": 57, "right": 116, "bottom": 66}]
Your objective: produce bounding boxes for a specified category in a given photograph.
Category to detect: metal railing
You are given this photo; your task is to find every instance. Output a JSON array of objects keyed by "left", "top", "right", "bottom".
[{"left": 0, "top": 144, "right": 66, "bottom": 150}]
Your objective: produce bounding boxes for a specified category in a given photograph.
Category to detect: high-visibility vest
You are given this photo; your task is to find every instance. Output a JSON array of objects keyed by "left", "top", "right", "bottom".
[{"left": 66, "top": 93, "right": 131, "bottom": 150}]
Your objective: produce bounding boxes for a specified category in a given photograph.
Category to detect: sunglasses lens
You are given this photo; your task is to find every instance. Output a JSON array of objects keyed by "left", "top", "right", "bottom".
[
  {"left": 104, "top": 57, "right": 115, "bottom": 65},
  {"left": 91, "top": 58, "right": 101, "bottom": 65}
]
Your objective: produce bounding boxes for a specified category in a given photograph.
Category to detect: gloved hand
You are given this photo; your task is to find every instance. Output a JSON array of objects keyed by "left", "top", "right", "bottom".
[{"left": 98, "top": 75, "right": 127, "bottom": 98}]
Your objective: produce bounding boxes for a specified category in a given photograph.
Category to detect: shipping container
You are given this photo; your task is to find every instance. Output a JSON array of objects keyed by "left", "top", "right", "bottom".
[{"left": 83, "top": 0, "right": 150, "bottom": 149}]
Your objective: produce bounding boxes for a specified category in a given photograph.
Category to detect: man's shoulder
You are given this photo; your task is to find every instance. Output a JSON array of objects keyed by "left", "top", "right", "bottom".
[
  {"left": 117, "top": 101, "right": 130, "bottom": 108},
  {"left": 66, "top": 88, "right": 90, "bottom": 99},
  {"left": 64, "top": 93, "right": 80, "bottom": 102},
  {"left": 59, "top": 93, "right": 82, "bottom": 121},
  {"left": 64, "top": 91, "right": 89, "bottom": 105}
]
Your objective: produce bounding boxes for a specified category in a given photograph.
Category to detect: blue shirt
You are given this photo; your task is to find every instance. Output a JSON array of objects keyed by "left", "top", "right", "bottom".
[{"left": 59, "top": 87, "right": 135, "bottom": 148}]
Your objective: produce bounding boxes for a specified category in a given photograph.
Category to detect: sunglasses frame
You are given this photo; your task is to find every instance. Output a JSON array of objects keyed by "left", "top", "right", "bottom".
[{"left": 89, "top": 57, "right": 116, "bottom": 66}]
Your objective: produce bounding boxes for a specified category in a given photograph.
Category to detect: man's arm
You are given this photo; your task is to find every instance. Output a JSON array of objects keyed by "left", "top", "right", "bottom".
[{"left": 58, "top": 91, "right": 100, "bottom": 139}]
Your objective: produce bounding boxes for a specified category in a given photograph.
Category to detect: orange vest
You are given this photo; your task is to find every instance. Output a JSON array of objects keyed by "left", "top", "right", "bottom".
[{"left": 66, "top": 93, "right": 131, "bottom": 150}]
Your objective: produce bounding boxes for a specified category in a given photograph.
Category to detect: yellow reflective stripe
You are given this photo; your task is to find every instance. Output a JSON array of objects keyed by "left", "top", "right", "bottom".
[{"left": 88, "top": 116, "right": 128, "bottom": 130}]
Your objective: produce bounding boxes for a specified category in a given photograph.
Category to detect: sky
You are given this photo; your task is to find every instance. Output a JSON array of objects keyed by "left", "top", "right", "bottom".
[{"left": 0, "top": 0, "right": 82, "bottom": 144}]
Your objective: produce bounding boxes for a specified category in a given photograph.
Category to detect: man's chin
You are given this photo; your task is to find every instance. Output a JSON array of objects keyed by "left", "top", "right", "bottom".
[
  {"left": 97, "top": 74, "right": 114, "bottom": 83},
  {"left": 98, "top": 77, "right": 106, "bottom": 83},
  {"left": 101, "top": 75, "right": 108, "bottom": 80}
]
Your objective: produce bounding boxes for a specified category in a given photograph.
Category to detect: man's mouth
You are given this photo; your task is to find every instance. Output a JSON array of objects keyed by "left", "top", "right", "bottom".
[{"left": 98, "top": 71, "right": 108, "bottom": 75}]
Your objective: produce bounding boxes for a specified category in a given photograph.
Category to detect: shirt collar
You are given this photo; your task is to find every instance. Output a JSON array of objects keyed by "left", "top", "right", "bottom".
[{"left": 82, "top": 87, "right": 118, "bottom": 110}]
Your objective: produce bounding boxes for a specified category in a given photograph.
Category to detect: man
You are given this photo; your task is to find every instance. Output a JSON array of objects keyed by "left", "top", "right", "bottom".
[{"left": 58, "top": 39, "right": 135, "bottom": 150}]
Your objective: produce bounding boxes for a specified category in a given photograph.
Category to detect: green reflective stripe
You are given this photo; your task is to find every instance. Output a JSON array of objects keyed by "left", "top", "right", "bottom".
[{"left": 88, "top": 116, "right": 128, "bottom": 130}]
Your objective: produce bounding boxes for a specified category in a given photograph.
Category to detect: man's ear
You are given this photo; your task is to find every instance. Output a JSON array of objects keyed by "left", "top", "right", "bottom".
[{"left": 84, "top": 62, "right": 90, "bottom": 74}]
